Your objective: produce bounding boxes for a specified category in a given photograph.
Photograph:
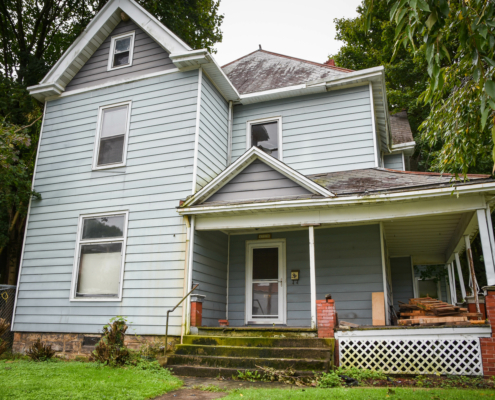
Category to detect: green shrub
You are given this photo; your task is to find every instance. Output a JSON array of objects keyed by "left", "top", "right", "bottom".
[
  {"left": 92, "top": 316, "right": 130, "bottom": 366},
  {"left": 336, "top": 366, "right": 387, "bottom": 382},
  {"left": 317, "top": 372, "right": 342, "bottom": 388},
  {"left": 26, "top": 338, "right": 55, "bottom": 361}
]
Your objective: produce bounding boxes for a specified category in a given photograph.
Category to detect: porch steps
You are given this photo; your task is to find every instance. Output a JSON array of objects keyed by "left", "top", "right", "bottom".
[{"left": 167, "top": 328, "right": 334, "bottom": 378}]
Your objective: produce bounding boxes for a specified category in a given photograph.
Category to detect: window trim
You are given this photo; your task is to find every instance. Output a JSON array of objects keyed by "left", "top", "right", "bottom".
[
  {"left": 246, "top": 116, "right": 283, "bottom": 161},
  {"left": 70, "top": 210, "right": 129, "bottom": 302},
  {"left": 107, "top": 31, "right": 136, "bottom": 71},
  {"left": 92, "top": 101, "right": 132, "bottom": 170}
]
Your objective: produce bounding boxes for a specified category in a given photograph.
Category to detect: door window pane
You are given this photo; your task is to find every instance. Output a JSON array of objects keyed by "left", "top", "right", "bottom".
[
  {"left": 82, "top": 215, "right": 125, "bottom": 239},
  {"left": 252, "top": 247, "right": 278, "bottom": 280},
  {"left": 251, "top": 122, "right": 279, "bottom": 158},
  {"left": 77, "top": 243, "right": 122, "bottom": 296},
  {"left": 252, "top": 283, "right": 278, "bottom": 317}
]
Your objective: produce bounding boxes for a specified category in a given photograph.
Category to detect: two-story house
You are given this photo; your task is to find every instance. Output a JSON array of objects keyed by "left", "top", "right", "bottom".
[{"left": 11, "top": 0, "right": 495, "bottom": 376}]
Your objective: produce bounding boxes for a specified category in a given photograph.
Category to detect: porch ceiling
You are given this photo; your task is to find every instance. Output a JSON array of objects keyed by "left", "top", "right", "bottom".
[{"left": 383, "top": 212, "right": 475, "bottom": 265}]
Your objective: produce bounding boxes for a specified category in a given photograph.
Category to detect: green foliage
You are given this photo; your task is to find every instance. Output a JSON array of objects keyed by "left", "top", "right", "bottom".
[
  {"left": 317, "top": 371, "right": 343, "bottom": 388},
  {"left": 0, "top": 318, "right": 10, "bottom": 356},
  {"left": 26, "top": 339, "right": 55, "bottom": 361},
  {"left": 92, "top": 316, "right": 130, "bottom": 366},
  {"left": 235, "top": 370, "right": 262, "bottom": 382},
  {"left": 0, "top": 360, "right": 182, "bottom": 399},
  {"left": 335, "top": 366, "right": 387, "bottom": 382},
  {"left": 415, "top": 265, "right": 448, "bottom": 284}
]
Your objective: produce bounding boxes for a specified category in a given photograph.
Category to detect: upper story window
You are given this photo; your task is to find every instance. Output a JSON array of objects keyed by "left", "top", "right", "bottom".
[
  {"left": 93, "top": 102, "right": 131, "bottom": 170},
  {"left": 107, "top": 32, "right": 135, "bottom": 71},
  {"left": 71, "top": 211, "right": 129, "bottom": 301},
  {"left": 246, "top": 117, "right": 283, "bottom": 160}
]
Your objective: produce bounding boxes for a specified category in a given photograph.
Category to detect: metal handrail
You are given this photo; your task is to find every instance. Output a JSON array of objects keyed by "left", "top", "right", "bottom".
[{"left": 164, "top": 283, "right": 199, "bottom": 354}]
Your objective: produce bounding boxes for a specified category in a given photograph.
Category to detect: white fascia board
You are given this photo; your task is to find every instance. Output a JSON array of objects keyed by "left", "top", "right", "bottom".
[
  {"left": 390, "top": 141, "right": 416, "bottom": 155},
  {"left": 27, "top": 83, "right": 64, "bottom": 102},
  {"left": 181, "top": 147, "right": 334, "bottom": 207},
  {"left": 178, "top": 181, "right": 495, "bottom": 215},
  {"left": 29, "top": 0, "right": 191, "bottom": 101}
]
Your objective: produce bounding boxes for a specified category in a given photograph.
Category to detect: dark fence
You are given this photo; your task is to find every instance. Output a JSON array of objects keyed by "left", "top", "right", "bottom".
[{"left": 0, "top": 285, "right": 16, "bottom": 352}]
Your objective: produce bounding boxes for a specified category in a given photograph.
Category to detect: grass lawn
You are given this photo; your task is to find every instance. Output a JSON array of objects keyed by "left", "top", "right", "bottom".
[
  {"left": 221, "top": 387, "right": 495, "bottom": 399},
  {"left": 0, "top": 359, "right": 182, "bottom": 400}
]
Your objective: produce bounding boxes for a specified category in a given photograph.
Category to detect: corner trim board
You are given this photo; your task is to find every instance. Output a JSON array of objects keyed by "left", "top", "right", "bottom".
[{"left": 192, "top": 67, "right": 203, "bottom": 193}]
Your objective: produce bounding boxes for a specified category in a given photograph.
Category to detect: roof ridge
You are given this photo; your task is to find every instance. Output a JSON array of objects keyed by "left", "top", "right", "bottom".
[{"left": 221, "top": 49, "right": 354, "bottom": 73}]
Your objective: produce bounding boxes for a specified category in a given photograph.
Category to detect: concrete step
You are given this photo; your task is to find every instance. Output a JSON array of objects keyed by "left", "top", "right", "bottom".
[
  {"left": 167, "top": 354, "right": 328, "bottom": 370},
  {"left": 175, "top": 344, "right": 331, "bottom": 359},
  {"left": 168, "top": 365, "right": 317, "bottom": 378},
  {"left": 197, "top": 327, "right": 317, "bottom": 338},
  {"left": 182, "top": 335, "right": 333, "bottom": 349}
]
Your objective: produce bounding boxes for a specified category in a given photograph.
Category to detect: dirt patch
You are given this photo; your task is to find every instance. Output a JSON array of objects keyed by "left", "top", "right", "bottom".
[{"left": 153, "top": 389, "right": 227, "bottom": 399}]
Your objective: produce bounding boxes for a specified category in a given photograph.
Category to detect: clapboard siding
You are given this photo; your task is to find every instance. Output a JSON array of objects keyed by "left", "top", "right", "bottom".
[
  {"left": 390, "top": 257, "right": 414, "bottom": 310},
  {"left": 192, "top": 231, "right": 228, "bottom": 326},
  {"left": 196, "top": 75, "right": 229, "bottom": 190},
  {"left": 231, "top": 85, "right": 376, "bottom": 174},
  {"left": 66, "top": 20, "right": 175, "bottom": 91},
  {"left": 227, "top": 225, "right": 383, "bottom": 327},
  {"left": 384, "top": 153, "right": 404, "bottom": 170},
  {"left": 206, "top": 160, "right": 311, "bottom": 203},
  {"left": 13, "top": 70, "right": 199, "bottom": 335}
]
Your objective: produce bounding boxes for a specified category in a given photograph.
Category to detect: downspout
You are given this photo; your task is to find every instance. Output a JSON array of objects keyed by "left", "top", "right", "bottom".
[
  {"left": 227, "top": 101, "right": 233, "bottom": 165},
  {"left": 226, "top": 233, "right": 230, "bottom": 320}
]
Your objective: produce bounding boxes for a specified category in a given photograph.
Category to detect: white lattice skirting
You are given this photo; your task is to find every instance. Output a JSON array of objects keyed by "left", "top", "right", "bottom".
[{"left": 339, "top": 338, "right": 483, "bottom": 375}]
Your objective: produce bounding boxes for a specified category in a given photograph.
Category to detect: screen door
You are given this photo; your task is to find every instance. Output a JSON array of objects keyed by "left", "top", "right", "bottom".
[{"left": 246, "top": 240, "right": 286, "bottom": 324}]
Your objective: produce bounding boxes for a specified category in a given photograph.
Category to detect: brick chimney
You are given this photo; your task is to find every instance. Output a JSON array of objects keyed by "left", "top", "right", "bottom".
[{"left": 324, "top": 59, "right": 335, "bottom": 66}]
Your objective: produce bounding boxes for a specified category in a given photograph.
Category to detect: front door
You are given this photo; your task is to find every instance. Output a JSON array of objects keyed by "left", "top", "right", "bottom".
[{"left": 245, "top": 239, "right": 286, "bottom": 324}]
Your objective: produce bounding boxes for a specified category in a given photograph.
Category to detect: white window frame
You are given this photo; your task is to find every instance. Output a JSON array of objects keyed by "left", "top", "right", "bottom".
[
  {"left": 246, "top": 116, "right": 283, "bottom": 161},
  {"left": 92, "top": 101, "right": 132, "bottom": 170},
  {"left": 70, "top": 210, "right": 129, "bottom": 302},
  {"left": 107, "top": 31, "right": 135, "bottom": 71},
  {"left": 245, "top": 238, "right": 287, "bottom": 325}
]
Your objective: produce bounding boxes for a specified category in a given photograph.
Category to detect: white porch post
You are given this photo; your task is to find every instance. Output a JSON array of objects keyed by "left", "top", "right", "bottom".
[
  {"left": 477, "top": 209, "right": 495, "bottom": 285},
  {"left": 308, "top": 226, "right": 317, "bottom": 330},
  {"left": 447, "top": 263, "right": 457, "bottom": 305},
  {"left": 185, "top": 216, "right": 196, "bottom": 334},
  {"left": 454, "top": 252, "right": 467, "bottom": 301}
]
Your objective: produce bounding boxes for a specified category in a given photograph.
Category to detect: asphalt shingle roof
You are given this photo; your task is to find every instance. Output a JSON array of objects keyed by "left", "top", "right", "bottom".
[{"left": 389, "top": 111, "right": 414, "bottom": 145}]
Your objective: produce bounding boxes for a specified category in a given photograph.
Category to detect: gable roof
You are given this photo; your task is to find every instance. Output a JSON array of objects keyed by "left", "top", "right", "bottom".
[
  {"left": 390, "top": 111, "right": 414, "bottom": 145},
  {"left": 28, "top": 0, "right": 192, "bottom": 101},
  {"left": 222, "top": 49, "right": 353, "bottom": 95},
  {"left": 180, "top": 146, "right": 335, "bottom": 207}
]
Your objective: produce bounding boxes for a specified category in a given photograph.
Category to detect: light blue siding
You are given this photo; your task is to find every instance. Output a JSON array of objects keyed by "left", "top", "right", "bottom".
[
  {"left": 390, "top": 257, "right": 414, "bottom": 310},
  {"left": 227, "top": 224, "right": 383, "bottom": 327},
  {"left": 206, "top": 159, "right": 311, "bottom": 203},
  {"left": 384, "top": 153, "right": 404, "bottom": 170},
  {"left": 231, "top": 85, "right": 376, "bottom": 174},
  {"left": 14, "top": 70, "right": 199, "bottom": 336},
  {"left": 192, "top": 231, "right": 228, "bottom": 326},
  {"left": 196, "top": 75, "right": 229, "bottom": 190}
]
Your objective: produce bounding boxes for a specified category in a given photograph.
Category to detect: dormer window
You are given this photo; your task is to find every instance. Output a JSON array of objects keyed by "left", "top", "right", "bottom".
[
  {"left": 108, "top": 32, "right": 135, "bottom": 71},
  {"left": 247, "top": 117, "right": 283, "bottom": 160}
]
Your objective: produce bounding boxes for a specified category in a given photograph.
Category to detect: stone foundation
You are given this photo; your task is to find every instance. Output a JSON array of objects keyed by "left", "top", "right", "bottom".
[{"left": 13, "top": 332, "right": 179, "bottom": 360}]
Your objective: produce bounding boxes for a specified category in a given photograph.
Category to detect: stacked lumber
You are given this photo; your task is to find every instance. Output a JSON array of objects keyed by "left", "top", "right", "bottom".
[{"left": 398, "top": 297, "right": 484, "bottom": 326}]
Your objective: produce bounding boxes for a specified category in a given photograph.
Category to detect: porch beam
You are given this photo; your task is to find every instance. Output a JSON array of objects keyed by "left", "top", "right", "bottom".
[
  {"left": 194, "top": 194, "right": 486, "bottom": 231},
  {"left": 308, "top": 226, "right": 317, "bottom": 330},
  {"left": 477, "top": 209, "right": 495, "bottom": 285},
  {"left": 454, "top": 252, "right": 467, "bottom": 301}
]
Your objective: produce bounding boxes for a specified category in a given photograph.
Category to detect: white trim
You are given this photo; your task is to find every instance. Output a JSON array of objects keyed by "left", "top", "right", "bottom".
[
  {"left": 245, "top": 239, "right": 287, "bottom": 325},
  {"left": 192, "top": 67, "right": 203, "bottom": 193},
  {"left": 226, "top": 233, "right": 230, "bottom": 320},
  {"left": 185, "top": 216, "right": 195, "bottom": 333},
  {"left": 369, "top": 82, "right": 379, "bottom": 167},
  {"left": 477, "top": 208, "right": 495, "bottom": 285},
  {"left": 379, "top": 222, "right": 389, "bottom": 325},
  {"left": 308, "top": 226, "right": 317, "bottom": 329},
  {"left": 92, "top": 101, "right": 132, "bottom": 170},
  {"left": 485, "top": 206, "right": 495, "bottom": 268},
  {"left": 391, "top": 141, "right": 416, "bottom": 153},
  {"left": 246, "top": 116, "right": 283, "bottom": 161},
  {"left": 107, "top": 31, "right": 135, "bottom": 71},
  {"left": 11, "top": 102, "right": 48, "bottom": 329},
  {"left": 227, "top": 101, "right": 233, "bottom": 165},
  {"left": 411, "top": 258, "right": 417, "bottom": 298},
  {"left": 335, "top": 326, "right": 491, "bottom": 340},
  {"left": 401, "top": 152, "right": 406, "bottom": 171},
  {"left": 70, "top": 210, "right": 129, "bottom": 302},
  {"left": 455, "top": 252, "right": 467, "bottom": 301}
]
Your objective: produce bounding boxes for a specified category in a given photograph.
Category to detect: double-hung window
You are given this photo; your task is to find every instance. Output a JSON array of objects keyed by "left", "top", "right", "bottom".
[
  {"left": 93, "top": 102, "right": 131, "bottom": 169},
  {"left": 246, "top": 117, "right": 283, "bottom": 160},
  {"left": 71, "top": 212, "right": 128, "bottom": 300},
  {"left": 107, "top": 32, "right": 135, "bottom": 71}
]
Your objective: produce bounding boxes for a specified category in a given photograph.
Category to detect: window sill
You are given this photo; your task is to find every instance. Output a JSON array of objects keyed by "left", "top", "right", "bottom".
[
  {"left": 70, "top": 297, "right": 122, "bottom": 302},
  {"left": 92, "top": 164, "right": 127, "bottom": 171},
  {"left": 107, "top": 63, "right": 133, "bottom": 72}
]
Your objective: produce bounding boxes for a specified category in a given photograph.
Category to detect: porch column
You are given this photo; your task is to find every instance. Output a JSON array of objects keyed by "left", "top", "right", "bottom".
[
  {"left": 309, "top": 226, "right": 317, "bottom": 329},
  {"left": 185, "top": 216, "right": 196, "bottom": 334},
  {"left": 447, "top": 263, "right": 457, "bottom": 304},
  {"left": 454, "top": 252, "right": 467, "bottom": 301},
  {"left": 477, "top": 209, "right": 495, "bottom": 285}
]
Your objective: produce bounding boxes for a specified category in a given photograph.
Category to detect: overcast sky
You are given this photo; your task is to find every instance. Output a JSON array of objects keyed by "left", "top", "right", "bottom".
[{"left": 214, "top": 0, "right": 364, "bottom": 67}]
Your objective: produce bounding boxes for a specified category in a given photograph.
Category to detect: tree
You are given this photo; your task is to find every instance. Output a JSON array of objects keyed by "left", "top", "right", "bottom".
[{"left": 0, "top": 0, "right": 224, "bottom": 284}]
